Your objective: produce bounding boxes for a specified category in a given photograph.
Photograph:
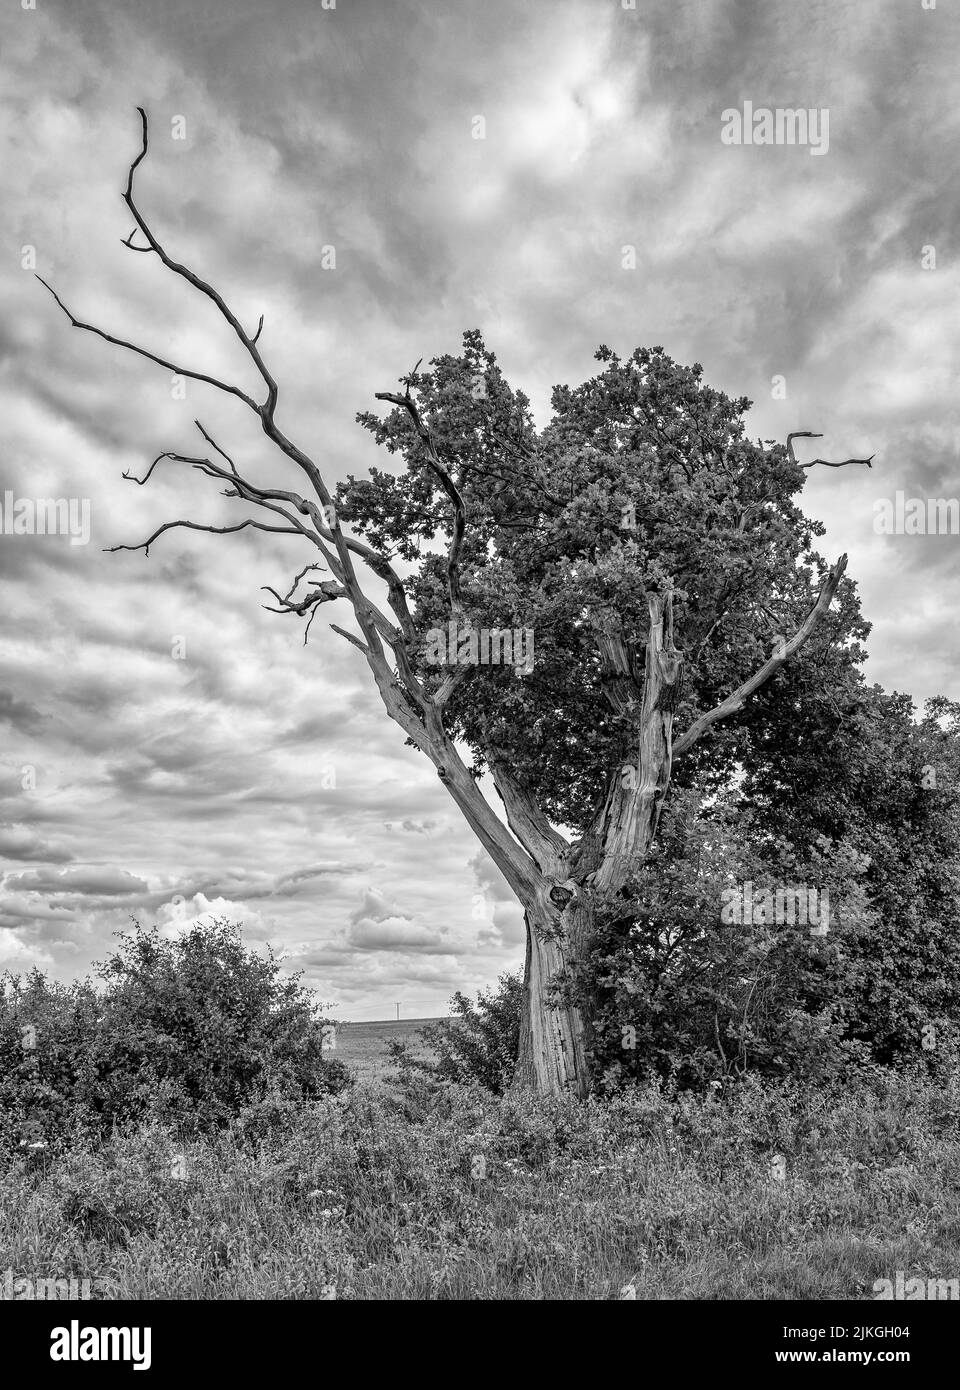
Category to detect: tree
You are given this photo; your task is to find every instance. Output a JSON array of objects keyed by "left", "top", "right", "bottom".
[
  {"left": 40, "top": 111, "right": 874, "bottom": 1098},
  {"left": 735, "top": 678, "right": 960, "bottom": 1067}
]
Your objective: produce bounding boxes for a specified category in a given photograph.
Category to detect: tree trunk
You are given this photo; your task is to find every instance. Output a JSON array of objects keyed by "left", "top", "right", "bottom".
[
  {"left": 591, "top": 590, "right": 681, "bottom": 896},
  {"left": 511, "top": 592, "right": 683, "bottom": 1097},
  {"left": 512, "top": 887, "right": 592, "bottom": 1098}
]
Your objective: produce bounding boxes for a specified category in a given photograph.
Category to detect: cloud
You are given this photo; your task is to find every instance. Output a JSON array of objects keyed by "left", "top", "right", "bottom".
[
  {"left": 0, "top": 928, "right": 56, "bottom": 973},
  {"left": 4, "top": 866, "right": 149, "bottom": 896},
  {"left": 154, "top": 891, "right": 267, "bottom": 939},
  {"left": 383, "top": 818, "right": 442, "bottom": 836},
  {"left": 346, "top": 917, "right": 449, "bottom": 953},
  {"left": 0, "top": 825, "right": 73, "bottom": 864},
  {"left": 349, "top": 887, "right": 411, "bottom": 927},
  {"left": 2, "top": 0, "right": 958, "bottom": 1012},
  {"left": 0, "top": 691, "right": 46, "bottom": 736}
]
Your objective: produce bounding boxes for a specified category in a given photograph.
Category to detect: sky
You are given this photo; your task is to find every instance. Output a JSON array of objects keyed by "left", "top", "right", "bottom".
[{"left": 1, "top": 0, "right": 959, "bottom": 1018}]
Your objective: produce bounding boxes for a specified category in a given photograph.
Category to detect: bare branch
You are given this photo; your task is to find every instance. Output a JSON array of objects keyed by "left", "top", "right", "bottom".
[
  {"left": 329, "top": 622, "right": 371, "bottom": 655},
  {"left": 51, "top": 109, "right": 409, "bottom": 694},
  {"left": 147, "top": 444, "right": 416, "bottom": 662},
  {"left": 673, "top": 553, "right": 849, "bottom": 758},
  {"left": 278, "top": 562, "right": 328, "bottom": 605},
  {"left": 119, "top": 447, "right": 328, "bottom": 559},
  {"left": 786, "top": 432, "right": 874, "bottom": 469},
  {"left": 342, "top": 536, "right": 417, "bottom": 645},
  {"left": 434, "top": 664, "right": 474, "bottom": 709},
  {"left": 188, "top": 423, "right": 417, "bottom": 645},
  {"left": 123, "top": 107, "right": 279, "bottom": 415},
  {"left": 489, "top": 758, "right": 569, "bottom": 874},
  {"left": 43, "top": 112, "right": 551, "bottom": 893},
  {"left": 195, "top": 421, "right": 240, "bottom": 477},
  {"left": 786, "top": 431, "right": 822, "bottom": 461},
  {"left": 261, "top": 568, "right": 345, "bottom": 645},
  {"left": 36, "top": 276, "right": 261, "bottom": 411},
  {"left": 122, "top": 451, "right": 192, "bottom": 486},
  {"left": 121, "top": 228, "right": 153, "bottom": 253},
  {"left": 105, "top": 517, "right": 302, "bottom": 557},
  {"left": 261, "top": 575, "right": 343, "bottom": 616}
]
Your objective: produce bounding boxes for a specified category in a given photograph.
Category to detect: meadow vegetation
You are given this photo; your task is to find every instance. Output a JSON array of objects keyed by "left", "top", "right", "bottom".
[{"left": 2, "top": 921, "right": 958, "bottom": 1300}]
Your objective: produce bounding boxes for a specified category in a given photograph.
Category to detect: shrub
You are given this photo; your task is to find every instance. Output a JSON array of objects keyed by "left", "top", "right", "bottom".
[
  {"left": 567, "top": 803, "right": 879, "bottom": 1092},
  {"left": 0, "top": 918, "right": 349, "bottom": 1151},
  {"left": 389, "top": 973, "right": 522, "bottom": 1094}
]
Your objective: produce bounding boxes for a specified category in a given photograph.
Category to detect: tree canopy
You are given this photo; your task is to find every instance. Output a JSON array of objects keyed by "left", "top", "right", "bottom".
[{"left": 345, "top": 332, "right": 868, "bottom": 835}]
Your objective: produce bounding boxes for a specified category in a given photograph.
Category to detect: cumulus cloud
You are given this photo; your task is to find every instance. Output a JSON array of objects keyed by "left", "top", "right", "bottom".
[
  {"left": 154, "top": 891, "right": 267, "bottom": 939},
  {"left": 347, "top": 917, "right": 449, "bottom": 953}
]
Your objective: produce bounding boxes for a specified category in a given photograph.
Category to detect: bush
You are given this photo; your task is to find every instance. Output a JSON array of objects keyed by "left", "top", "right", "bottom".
[
  {"left": 567, "top": 803, "right": 880, "bottom": 1092},
  {"left": 389, "top": 973, "right": 522, "bottom": 1094},
  {"left": 0, "top": 918, "right": 349, "bottom": 1151}
]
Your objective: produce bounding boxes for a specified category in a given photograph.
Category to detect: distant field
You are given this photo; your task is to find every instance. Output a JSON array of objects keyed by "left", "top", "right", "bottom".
[{"left": 334, "top": 1017, "right": 446, "bottom": 1080}]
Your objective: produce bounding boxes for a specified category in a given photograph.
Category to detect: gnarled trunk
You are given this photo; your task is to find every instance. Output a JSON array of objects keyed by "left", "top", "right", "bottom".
[
  {"left": 512, "top": 889, "right": 593, "bottom": 1098},
  {"left": 499, "top": 567, "right": 846, "bottom": 1098},
  {"left": 511, "top": 593, "right": 682, "bottom": 1097}
]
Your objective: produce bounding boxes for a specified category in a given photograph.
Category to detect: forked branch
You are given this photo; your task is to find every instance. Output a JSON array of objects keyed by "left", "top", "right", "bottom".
[
  {"left": 121, "top": 107, "right": 279, "bottom": 416},
  {"left": 673, "top": 552, "right": 848, "bottom": 757},
  {"left": 786, "top": 432, "right": 874, "bottom": 469}
]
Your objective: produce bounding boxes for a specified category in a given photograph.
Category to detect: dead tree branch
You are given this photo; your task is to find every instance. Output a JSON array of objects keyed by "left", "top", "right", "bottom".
[
  {"left": 34, "top": 107, "right": 585, "bottom": 911},
  {"left": 786, "top": 432, "right": 874, "bottom": 469},
  {"left": 105, "top": 518, "right": 303, "bottom": 557},
  {"left": 36, "top": 276, "right": 261, "bottom": 411}
]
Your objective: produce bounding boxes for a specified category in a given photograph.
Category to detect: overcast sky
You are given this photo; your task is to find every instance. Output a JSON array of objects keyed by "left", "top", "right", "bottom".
[{"left": 2, "top": 0, "right": 958, "bottom": 1018}]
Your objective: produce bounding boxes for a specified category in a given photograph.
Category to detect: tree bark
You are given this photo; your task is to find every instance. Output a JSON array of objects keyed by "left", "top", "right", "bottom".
[
  {"left": 509, "top": 593, "right": 683, "bottom": 1097},
  {"left": 512, "top": 885, "right": 592, "bottom": 1098},
  {"left": 590, "top": 591, "right": 682, "bottom": 896}
]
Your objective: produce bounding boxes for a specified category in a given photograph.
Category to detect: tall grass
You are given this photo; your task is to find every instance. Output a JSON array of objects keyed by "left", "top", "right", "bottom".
[{"left": 3, "top": 1067, "right": 959, "bottom": 1300}]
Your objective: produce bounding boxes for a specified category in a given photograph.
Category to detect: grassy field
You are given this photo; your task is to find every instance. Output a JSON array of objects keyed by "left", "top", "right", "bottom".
[
  {"left": 3, "top": 1029, "right": 960, "bottom": 1300},
  {"left": 334, "top": 1018, "right": 443, "bottom": 1081}
]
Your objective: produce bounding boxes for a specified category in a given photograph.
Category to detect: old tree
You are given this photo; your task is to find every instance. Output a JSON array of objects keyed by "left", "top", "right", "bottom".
[{"left": 42, "top": 113, "right": 875, "bottom": 1097}]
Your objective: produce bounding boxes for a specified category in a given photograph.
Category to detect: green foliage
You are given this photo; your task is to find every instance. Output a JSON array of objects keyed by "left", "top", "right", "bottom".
[
  {"left": 388, "top": 973, "right": 521, "bottom": 1094},
  {"left": 573, "top": 752, "right": 960, "bottom": 1087},
  {"left": 413, "top": 752, "right": 960, "bottom": 1094},
  {"left": 344, "top": 333, "right": 867, "bottom": 830},
  {"left": 731, "top": 683, "right": 960, "bottom": 1066},
  {"left": 346, "top": 332, "right": 960, "bottom": 1088},
  {"left": 0, "top": 919, "right": 349, "bottom": 1152},
  {"left": 571, "top": 796, "right": 877, "bottom": 1089}
]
